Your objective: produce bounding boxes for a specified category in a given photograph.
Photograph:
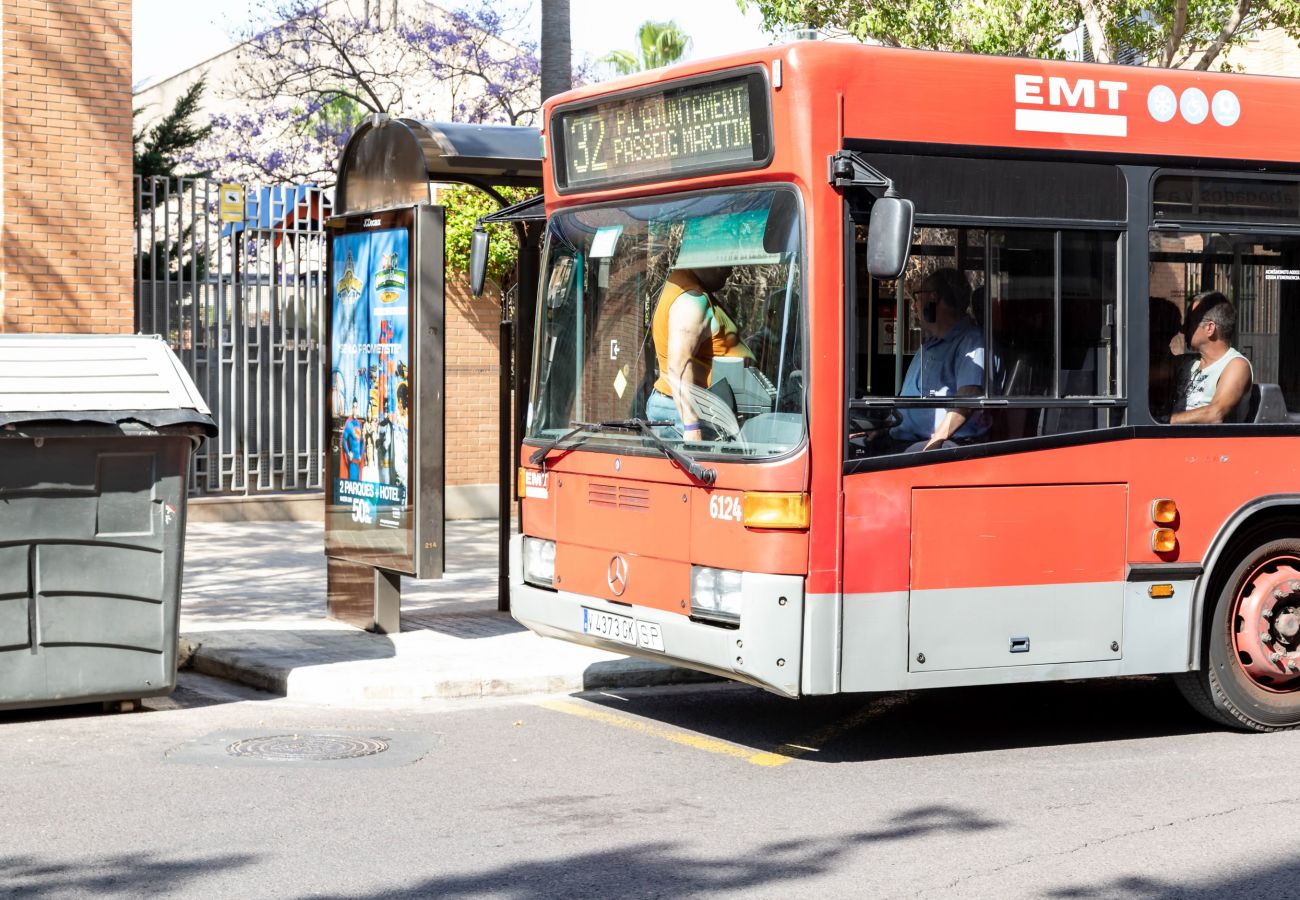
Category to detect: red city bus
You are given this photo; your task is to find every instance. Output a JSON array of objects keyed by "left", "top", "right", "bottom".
[{"left": 508, "top": 41, "right": 1300, "bottom": 731}]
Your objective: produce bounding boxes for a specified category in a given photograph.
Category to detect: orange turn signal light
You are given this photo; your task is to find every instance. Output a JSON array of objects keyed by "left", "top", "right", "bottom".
[
  {"left": 1149, "top": 584, "right": 1175, "bottom": 599},
  {"left": 1151, "top": 528, "right": 1178, "bottom": 553},
  {"left": 1151, "top": 498, "right": 1178, "bottom": 524},
  {"left": 742, "top": 492, "right": 810, "bottom": 530},
  {"left": 517, "top": 467, "right": 528, "bottom": 500}
]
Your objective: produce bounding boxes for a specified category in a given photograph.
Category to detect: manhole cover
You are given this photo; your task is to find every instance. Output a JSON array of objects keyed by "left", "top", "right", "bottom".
[{"left": 225, "top": 734, "right": 390, "bottom": 761}]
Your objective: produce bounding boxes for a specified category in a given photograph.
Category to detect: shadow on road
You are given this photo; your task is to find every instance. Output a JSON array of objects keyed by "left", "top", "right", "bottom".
[
  {"left": 305, "top": 806, "right": 999, "bottom": 899},
  {"left": 0, "top": 851, "right": 258, "bottom": 896},
  {"left": 574, "top": 675, "right": 1224, "bottom": 763},
  {"left": 0, "top": 702, "right": 125, "bottom": 725},
  {"left": 1046, "top": 855, "right": 1300, "bottom": 899}
]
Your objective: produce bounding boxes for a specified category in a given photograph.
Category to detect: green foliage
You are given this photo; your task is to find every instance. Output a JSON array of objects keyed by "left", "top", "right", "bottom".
[
  {"left": 736, "top": 0, "right": 1300, "bottom": 68},
  {"left": 600, "top": 20, "right": 694, "bottom": 74},
  {"left": 736, "top": 0, "right": 1074, "bottom": 57},
  {"left": 1101, "top": 0, "right": 1300, "bottom": 69},
  {"left": 133, "top": 77, "right": 214, "bottom": 180},
  {"left": 134, "top": 78, "right": 214, "bottom": 273},
  {"left": 601, "top": 49, "right": 642, "bottom": 75},
  {"left": 301, "top": 93, "right": 367, "bottom": 142},
  {"left": 441, "top": 184, "right": 536, "bottom": 284}
]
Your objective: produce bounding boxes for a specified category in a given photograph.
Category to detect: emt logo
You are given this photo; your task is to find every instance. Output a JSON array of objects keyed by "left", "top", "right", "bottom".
[
  {"left": 1014, "top": 74, "right": 1129, "bottom": 137},
  {"left": 524, "top": 470, "right": 549, "bottom": 499}
]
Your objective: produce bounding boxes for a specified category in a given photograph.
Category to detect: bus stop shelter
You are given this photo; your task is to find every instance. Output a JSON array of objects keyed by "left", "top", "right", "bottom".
[{"left": 333, "top": 116, "right": 544, "bottom": 615}]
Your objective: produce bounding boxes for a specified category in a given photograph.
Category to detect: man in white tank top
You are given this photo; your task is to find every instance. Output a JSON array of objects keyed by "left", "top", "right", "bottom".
[{"left": 1171, "top": 291, "right": 1253, "bottom": 424}]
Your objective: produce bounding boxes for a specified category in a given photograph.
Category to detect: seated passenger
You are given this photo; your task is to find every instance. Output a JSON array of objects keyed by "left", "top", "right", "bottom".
[
  {"left": 889, "top": 268, "right": 989, "bottom": 451},
  {"left": 1148, "top": 296, "right": 1183, "bottom": 421},
  {"left": 1170, "top": 291, "right": 1253, "bottom": 424}
]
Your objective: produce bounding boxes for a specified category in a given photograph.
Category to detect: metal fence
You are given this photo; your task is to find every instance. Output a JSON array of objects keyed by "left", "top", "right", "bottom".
[{"left": 134, "top": 176, "right": 330, "bottom": 496}]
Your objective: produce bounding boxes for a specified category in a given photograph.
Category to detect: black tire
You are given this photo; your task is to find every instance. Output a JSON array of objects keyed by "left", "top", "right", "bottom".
[{"left": 1177, "top": 535, "right": 1300, "bottom": 732}]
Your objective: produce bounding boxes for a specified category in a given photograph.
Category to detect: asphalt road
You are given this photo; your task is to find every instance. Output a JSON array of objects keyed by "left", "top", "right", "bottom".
[{"left": 2, "top": 674, "right": 1297, "bottom": 899}]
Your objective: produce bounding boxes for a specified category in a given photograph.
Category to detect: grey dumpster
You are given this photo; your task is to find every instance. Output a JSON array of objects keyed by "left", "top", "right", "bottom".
[{"left": 0, "top": 334, "right": 215, "bottom": 711}]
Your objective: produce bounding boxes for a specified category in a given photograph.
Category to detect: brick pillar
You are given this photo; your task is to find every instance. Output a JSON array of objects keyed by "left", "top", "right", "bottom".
[
  {"left": 1, "top": 0, "right": 133, "bottom": 334},
  {"left": 444, "top": 272, "right": 507, "bottom": 514}
]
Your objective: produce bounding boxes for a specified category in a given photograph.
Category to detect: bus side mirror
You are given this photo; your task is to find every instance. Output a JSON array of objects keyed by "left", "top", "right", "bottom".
[
  {"left": 469, "top": 225, "right": 489, "bottom": 297},
  {"left": 866, "top": 195, "right": 914, "bottom": 280}
]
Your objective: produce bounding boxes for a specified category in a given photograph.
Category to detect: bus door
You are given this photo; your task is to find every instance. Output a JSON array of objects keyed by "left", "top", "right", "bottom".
[{"left": 907, "top": 483, "right": 1128, "bottom": 673}]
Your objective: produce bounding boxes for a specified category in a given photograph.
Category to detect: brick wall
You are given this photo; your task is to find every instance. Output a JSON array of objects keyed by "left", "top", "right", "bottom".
[
  {"left": 0, "top": 0, "right": 133, "bottom": 334},
  {"left": 445, "top": 274, "right": 509, "bottom": 487}
]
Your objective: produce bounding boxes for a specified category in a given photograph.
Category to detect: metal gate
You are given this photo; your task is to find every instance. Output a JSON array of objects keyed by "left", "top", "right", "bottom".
[{"left": 134, "top": 176, "right": 330, "bottom": 495}]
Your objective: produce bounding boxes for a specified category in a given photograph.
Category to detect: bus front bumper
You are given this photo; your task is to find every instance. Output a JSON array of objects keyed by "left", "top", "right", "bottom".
[{"left": 509, "top": 536, "right": 805, "bottom": 697}]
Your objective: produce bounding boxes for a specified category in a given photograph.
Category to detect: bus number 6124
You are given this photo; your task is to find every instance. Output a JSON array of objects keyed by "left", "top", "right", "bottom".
[{"left": 709, "top": 495, "right": 742, "bottom": 522}]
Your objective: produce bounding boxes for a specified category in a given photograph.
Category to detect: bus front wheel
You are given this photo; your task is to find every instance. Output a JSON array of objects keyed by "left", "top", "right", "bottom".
[{"left": 1178, "top": 536, "right": 1300, "bottom": 731}]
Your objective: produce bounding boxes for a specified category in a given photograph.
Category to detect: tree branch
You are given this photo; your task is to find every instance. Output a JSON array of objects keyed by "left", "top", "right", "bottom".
[
  {"left": 1162, "top": 0, "right": 1189, "bottom": 67},
  {"left": 1195, "top": 0, "right": 1252, "bottom": 70},
  {"left": 1077, "top": 0, "right": 1113, "bottom": 63}
]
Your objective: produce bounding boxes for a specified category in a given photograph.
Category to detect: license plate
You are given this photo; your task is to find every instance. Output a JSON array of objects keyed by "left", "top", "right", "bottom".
[{"left": 582, "top": 608, "right": 665, "bottom": 652}]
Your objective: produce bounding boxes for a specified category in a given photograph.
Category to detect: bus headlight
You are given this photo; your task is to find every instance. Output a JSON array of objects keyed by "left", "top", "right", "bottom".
[
  {"left": 691, "top": 566, "right": 743, "bottom": 624},
  {"left": 522, "top": 537, "right": 556, "bottom": 588}
]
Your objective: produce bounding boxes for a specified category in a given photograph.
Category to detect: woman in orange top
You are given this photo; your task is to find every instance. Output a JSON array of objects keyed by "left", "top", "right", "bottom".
[{"left": 645, "top": 266, "right": 753, "bottom": 439}]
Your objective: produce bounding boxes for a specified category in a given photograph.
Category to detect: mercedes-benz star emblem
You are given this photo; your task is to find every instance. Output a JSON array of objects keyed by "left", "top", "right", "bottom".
[{"left": 607, "top": 555, "right": 629, "bottom": 596}]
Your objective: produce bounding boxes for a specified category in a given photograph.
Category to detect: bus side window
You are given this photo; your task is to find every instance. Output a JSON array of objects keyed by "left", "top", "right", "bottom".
[
  {"left": 1149, "top": 227, "right": 1300, "bottom": 425},
  {"left": 847, "top": 225, "right": 1122, "bottom": 458}
]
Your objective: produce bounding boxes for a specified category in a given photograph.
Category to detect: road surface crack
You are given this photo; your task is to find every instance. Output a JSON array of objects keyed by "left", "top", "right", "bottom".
[{"left": 916, "top": 796, "right": 1300, "bottom": 896}]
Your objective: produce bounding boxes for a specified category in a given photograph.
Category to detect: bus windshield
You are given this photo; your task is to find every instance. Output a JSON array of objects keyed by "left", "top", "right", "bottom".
[{"left": 527, "top": 187, "right": 805, "bottom": 459}]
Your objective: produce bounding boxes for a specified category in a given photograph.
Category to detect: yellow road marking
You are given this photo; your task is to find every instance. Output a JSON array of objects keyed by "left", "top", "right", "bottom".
[
  {"left": 767, "top": 705, "right": 879, "bottom": 761},
  {"left": 539, "top": 699, "right": 879, "bottom": 767},
  {"left": 540, "top": 699, "right": 791, "bottom": 766}
]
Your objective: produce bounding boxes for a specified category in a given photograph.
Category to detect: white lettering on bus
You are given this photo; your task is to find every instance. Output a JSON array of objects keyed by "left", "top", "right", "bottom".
[
  {"left": 1014, "top": 74, "right": 1044, "bottom": 105},
  {"left": 1049, "top": 76, "right": 1093, "bottom": 109},
  {"left": 525, "top": 470, "right": 549, "bottom": 499},
  {"left": 1098, "top": 80, "right": 1127, "bottom": 110},
  {"left": 1017, "top": 75, "right": 1128, "bottom": 111},
  {"left": 1015, "top": 73, "right": 1129, "bottom": 137}
]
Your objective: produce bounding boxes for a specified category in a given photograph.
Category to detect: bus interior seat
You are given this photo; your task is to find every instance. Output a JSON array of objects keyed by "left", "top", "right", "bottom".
[
  {"left": 1039, "top": 361, "right": 1101, "bottom": 436},
  {"left": 1233, "top": 383, "right": 1257, "bottom": 423},
  {"left": 684, "top": 382, "right": 742, "bottom": 439},
  {"left": 1242, "top": 382, "right": 1288, "bottom": 423},
  {"left": 991, "top": 354, "right": 1038, "bottom": 440},
  {"left": 707, "top": 377, "right": 739, "bottom": 416},
  {"left": 739, "top": 412, "right": 803, "bottom": 446}
]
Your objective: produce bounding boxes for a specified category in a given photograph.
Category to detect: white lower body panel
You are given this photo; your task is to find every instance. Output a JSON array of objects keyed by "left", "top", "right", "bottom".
[
  {"left": 510, "top": 536, "right": 806, "bottom": 697},
  {"left": 840, "top": 577, "right": 1199, "bottom": 693}
]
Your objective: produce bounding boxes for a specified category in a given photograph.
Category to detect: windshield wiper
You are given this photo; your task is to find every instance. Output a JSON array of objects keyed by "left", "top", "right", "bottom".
[
  {"left": 529, "top": 419, "right": 717, "bottom": 486},
  {"left": 596, "top": 418, "right": 717, "bottom": 486},
  {"left": 528, "top": 422, "right": 593, "bottom": 465}
]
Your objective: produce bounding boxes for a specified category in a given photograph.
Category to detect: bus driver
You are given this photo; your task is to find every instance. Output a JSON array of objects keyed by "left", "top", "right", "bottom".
[{"left": 888, "top": 267, "right": 989, "bottom": 451}]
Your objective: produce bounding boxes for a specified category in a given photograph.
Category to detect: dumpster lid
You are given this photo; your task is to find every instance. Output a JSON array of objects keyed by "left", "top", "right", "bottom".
[{"left": 0, "top": 334, "right": 215, "bottom": 432}]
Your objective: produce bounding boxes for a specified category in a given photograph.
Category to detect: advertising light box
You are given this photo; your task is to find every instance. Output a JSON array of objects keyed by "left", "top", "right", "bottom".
[{"left": 324, "top": 205, "right": 444, "bottom": 578}]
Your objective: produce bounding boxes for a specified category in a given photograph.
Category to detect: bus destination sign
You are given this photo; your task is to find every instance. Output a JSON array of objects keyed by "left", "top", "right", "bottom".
[{"left": 555, "top": 71, "right": 770, "bottom": 192}]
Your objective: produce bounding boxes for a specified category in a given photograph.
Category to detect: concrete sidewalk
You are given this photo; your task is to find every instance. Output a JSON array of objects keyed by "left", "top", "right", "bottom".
[{"left": 180, "top": 519, "right": 707, "bottom": 703}]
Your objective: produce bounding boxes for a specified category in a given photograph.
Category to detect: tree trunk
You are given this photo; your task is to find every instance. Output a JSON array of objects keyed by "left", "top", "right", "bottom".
[
  {"left": 1078, "top": 0, "right": 1114, "bottom": 64},
  {"left": 540, "top": 0, "right": 572, "bottom": 102}
]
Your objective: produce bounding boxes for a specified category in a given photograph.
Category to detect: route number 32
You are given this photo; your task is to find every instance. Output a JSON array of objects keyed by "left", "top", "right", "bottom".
[{"left": 709, "top": 495, "right": 742, "bottom": 522}]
